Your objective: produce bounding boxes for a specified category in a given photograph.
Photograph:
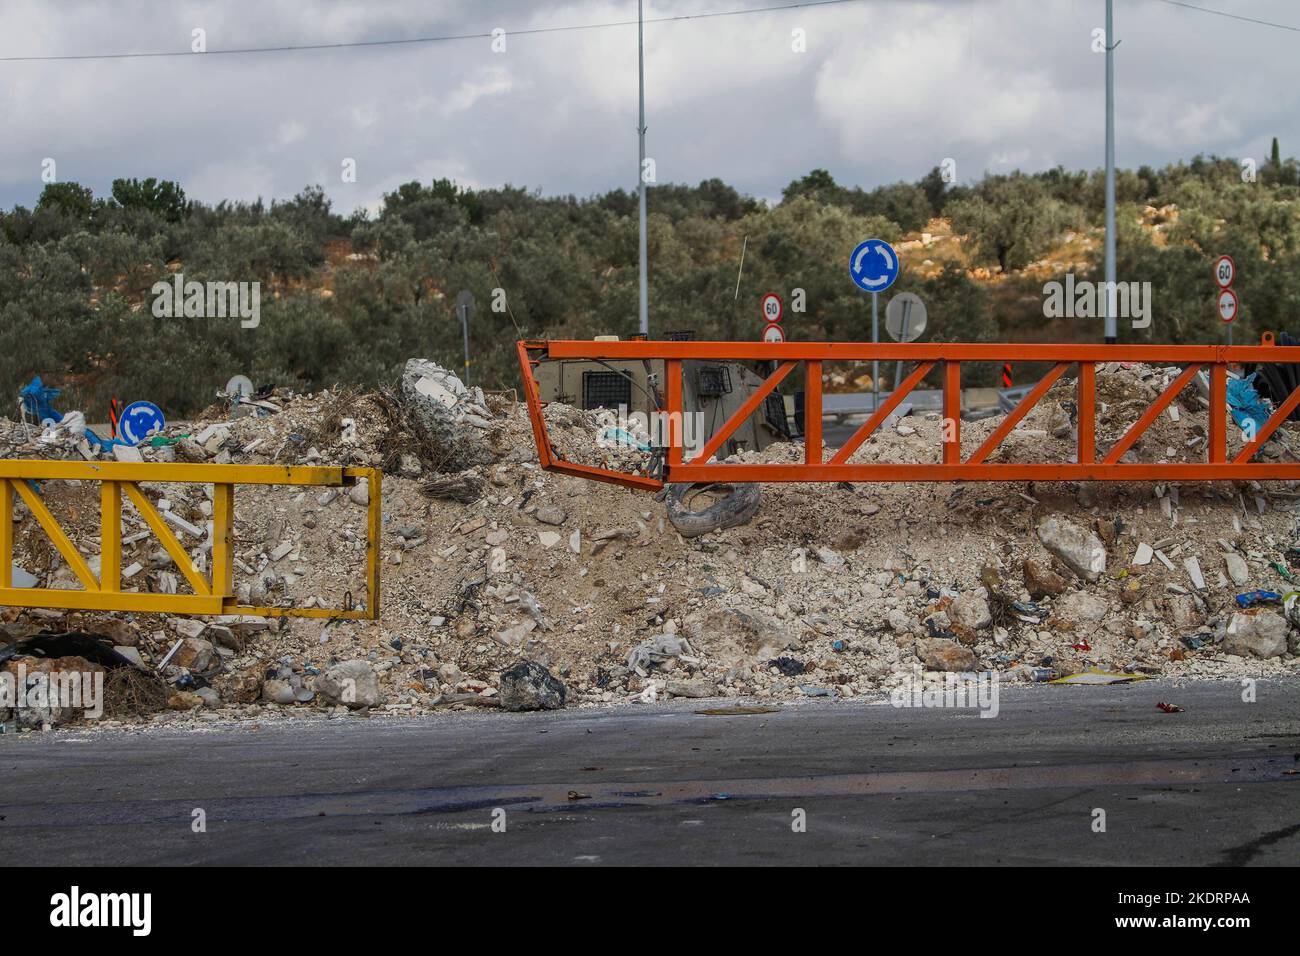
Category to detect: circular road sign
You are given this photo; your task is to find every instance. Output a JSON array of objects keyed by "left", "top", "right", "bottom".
[
  {"left": 224, "top": 374, "right": 254, "bottom": 400},
  {"left": 1218, "top": 288, "right": 1240, "bottom": 324},
  {"left": 761, "top": 293, "right": 783, "bottom": 324},
  {"left": 119, "top": 400, "right": 166, "bottom": 445},
  {"left": 455, "top": 289, "right": 476, "bottom": 320},
  {"left": 849, "top": 238, "right": 900, "bottom": 293},
  {"left": 762, "top": 323, "right": 786, "bottom": 344},
  {"left": 1214, "top": 255, "right": 1236, "bottom": 289},
  {"left": 885, "top": 292, "right": 928, "bottom": 342}
]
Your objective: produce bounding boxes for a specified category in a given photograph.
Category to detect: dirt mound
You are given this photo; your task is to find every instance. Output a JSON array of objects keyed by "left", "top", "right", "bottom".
[{"left": 2, "top": 361, "right": 1298, "bottom": 730}]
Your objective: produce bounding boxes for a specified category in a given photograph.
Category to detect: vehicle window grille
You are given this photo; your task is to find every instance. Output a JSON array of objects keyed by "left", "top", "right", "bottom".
[
  {"left": 582, "top": 370, "right": 632, "bottom": 410},
  {"left": 697, "top": 365, "right": 732, "bottom": 398}
]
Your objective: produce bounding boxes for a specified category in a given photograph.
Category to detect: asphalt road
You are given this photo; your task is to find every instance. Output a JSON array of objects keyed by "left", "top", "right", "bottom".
[{"left": 0, "top": 679, "right": 1297, "bottom": 866}]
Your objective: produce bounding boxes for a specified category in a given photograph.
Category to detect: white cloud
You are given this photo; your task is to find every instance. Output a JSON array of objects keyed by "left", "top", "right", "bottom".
[{"left": 1, "top": 0, "right": 1299, "bottom": 209}]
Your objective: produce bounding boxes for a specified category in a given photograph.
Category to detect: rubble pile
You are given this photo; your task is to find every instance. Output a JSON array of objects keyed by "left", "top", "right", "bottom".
[{"left": 1, "top": 360, "right": 1298, "bottom": 731}]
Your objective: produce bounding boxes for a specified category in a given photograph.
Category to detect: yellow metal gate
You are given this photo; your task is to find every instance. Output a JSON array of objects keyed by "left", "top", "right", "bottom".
[{"left": 0, "top": 461, "right": 380, "bottom": 619}]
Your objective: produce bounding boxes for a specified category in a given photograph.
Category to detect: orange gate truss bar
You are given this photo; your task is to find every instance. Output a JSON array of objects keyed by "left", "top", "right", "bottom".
[
  {"left": 517, "top": 341, "right": 663, "bottom": 490},
  {"left": 0, "top": 461, "right": 380, "bottom": 619},
  {"left": 518, "top": 335, "right": 1300, "bottom": 487}
]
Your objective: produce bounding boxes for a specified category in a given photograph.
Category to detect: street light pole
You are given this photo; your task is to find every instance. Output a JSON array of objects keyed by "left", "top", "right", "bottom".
[
  {"left": 637, "top": 0, "right": 649, "bottom": 336},
  {"left": 1103, "top": 0, "right": 1117, "bottom": 344}
]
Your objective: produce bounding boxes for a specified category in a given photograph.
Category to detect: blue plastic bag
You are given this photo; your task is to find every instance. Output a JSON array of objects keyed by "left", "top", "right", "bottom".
[{"left": 1227, "top": 372, "right": 1272, "bottom": 435}]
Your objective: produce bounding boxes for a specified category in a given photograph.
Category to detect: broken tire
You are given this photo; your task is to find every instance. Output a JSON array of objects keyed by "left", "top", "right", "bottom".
[{"left": 664, "top": 482, "right": 761, "bottom": 538}]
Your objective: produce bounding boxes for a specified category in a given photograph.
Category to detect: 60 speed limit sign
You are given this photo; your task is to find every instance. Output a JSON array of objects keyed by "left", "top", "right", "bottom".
[
  {"left": 1214, "top": 255, "right": 1236, "bottom": 289},
  {"left": 760, "top": 293, "right": 783, "bottom": 323}
]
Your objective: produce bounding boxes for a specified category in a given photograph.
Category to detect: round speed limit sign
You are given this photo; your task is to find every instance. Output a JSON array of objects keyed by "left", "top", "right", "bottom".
[
  {"left": 1214, "top": 255, "right": 1235, "bottom": 289},
  {"left": 1218, "top": 287, "right": 1239, "bottom": 324},
  {"left": 760, "top": 293, "right": 783, "bottom": 324}
]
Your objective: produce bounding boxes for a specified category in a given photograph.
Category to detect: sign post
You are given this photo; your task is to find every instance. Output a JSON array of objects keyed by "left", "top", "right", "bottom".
[
  {"left": 849, "top": 239, "right": 900, "bottom": 411},
  {"left": 456, "top": 290, "right": 476, "bottom": 386}
]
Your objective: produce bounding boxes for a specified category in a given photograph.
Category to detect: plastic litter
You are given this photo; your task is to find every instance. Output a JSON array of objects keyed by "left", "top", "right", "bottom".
[
  {"left": 1226, "top": 371, "right": 1272, "bottom": 435},
  {"left": 1048, "top": 668, "right": 1150, "bottom": 685},
  {"left": 20, "top": 375, "right": 166, "bottom": 452},
  {"left": 768, "top": 657, "right": 805, "bottom": 677},
  {"left": 19, "top": 376, "right": 62, "bottom": 426},
  {"left": 1011, "top": 600, "right": 1046, "bottom": 623},
  {"left": 598, "top": 426, "right": 652, "bottom": 453},
  {"left": 1234, "top": 590, "right": 1282, "bottom": 608}
]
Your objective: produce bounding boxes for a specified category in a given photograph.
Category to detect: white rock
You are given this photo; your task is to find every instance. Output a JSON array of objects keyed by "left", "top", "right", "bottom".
[
  {"left": 1223, "top": 552, "right": 1249, "bottom": 586},
  {"left": 1036, "top": 517, "right": 1106, "bottom": 582},
  {"left": 1222, "top": 612, "right": 1288, "bottom": 658}
]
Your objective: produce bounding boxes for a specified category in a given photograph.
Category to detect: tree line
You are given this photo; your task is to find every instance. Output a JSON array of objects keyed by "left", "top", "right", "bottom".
[{"left": 2, "top": 147, "right": 1299, "bottom": 417}]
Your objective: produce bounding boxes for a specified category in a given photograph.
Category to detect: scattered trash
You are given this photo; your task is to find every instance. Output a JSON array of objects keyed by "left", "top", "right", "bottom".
[
  {"left": 598, "top": 426, "right": 652, "bottom": 453},
  {"left": 767, "top": 656, "right": 806, "bottom": 677},
  {"left": 19, "top": 376, "right": 62, "bottom": 427},
  {"left": 626, "top": 634, "right": 693, "bottom": 677},
  {"left": 1226, "top": 372, "right": 1271, "bottom": 436},
  {"left": 1235, "top": 590, "right": 1282, "bottom": 608},
  {"left": 1070, "top": 639, "right": 1092, "bottom": 651},
  {"left": 1011, "top": 600, "right": 1046, "bottom": 623},
  {"left": 1156, "top": 701, "right": 1184, "bottom": 713},
  {"left": 1049, "top": 668, "right": 1150, "bottom": 685}
]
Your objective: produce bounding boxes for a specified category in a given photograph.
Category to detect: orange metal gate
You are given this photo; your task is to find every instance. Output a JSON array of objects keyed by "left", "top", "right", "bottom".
[{"left": 518, "top": 334, "right": 1300, "bottom": 490}]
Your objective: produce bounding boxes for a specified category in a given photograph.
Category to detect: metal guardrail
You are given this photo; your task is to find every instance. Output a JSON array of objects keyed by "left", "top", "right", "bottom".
[{"left": 0, "top": 461, "right": 380, "bottom": 618}]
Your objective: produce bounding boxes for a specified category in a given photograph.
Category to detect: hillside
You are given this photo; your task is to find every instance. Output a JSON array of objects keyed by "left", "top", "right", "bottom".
[{"left": 3, "top": 153, "right": 1300, "bottom": 418}]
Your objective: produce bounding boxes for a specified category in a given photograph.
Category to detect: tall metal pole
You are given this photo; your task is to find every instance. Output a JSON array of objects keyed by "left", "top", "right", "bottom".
[
  {"left": 872, "top": 292, "right": 879, "bottom": 411},
  {"left": 637, "top": 0, "right": 649, "bottom": 335},
  {"left": 1103, "top": 0, "right": 1117, "bottom": 343},
  {"left": 460, "top": 302, "right": 471, "bottom": 386}
]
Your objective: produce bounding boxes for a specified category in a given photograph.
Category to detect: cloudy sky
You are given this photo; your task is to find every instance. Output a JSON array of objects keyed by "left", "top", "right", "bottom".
[{"left": 0, "top": 0, "right": 1296, "bottom": 213}]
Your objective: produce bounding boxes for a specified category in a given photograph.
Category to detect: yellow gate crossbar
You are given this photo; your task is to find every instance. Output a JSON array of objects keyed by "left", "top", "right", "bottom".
[{"left": 0, "top": 461, "right": 380, "bottom": 619}]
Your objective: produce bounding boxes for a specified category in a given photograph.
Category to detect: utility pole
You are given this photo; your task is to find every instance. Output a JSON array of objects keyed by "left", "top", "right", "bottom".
[
  {"left": 637, "top": 0, "right": 649, "bottom": 336},
  {"left": 1103, "top": 0, "right": 1117, "bottom": 344}
]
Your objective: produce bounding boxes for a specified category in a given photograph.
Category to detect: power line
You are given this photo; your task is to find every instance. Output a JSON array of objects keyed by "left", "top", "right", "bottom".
[
  {"left": 0, "top": 0, "right": 868, "bottom": 63},
  {"left": 1149, "top": 0, "right": 1300, "bottom": 34}
]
